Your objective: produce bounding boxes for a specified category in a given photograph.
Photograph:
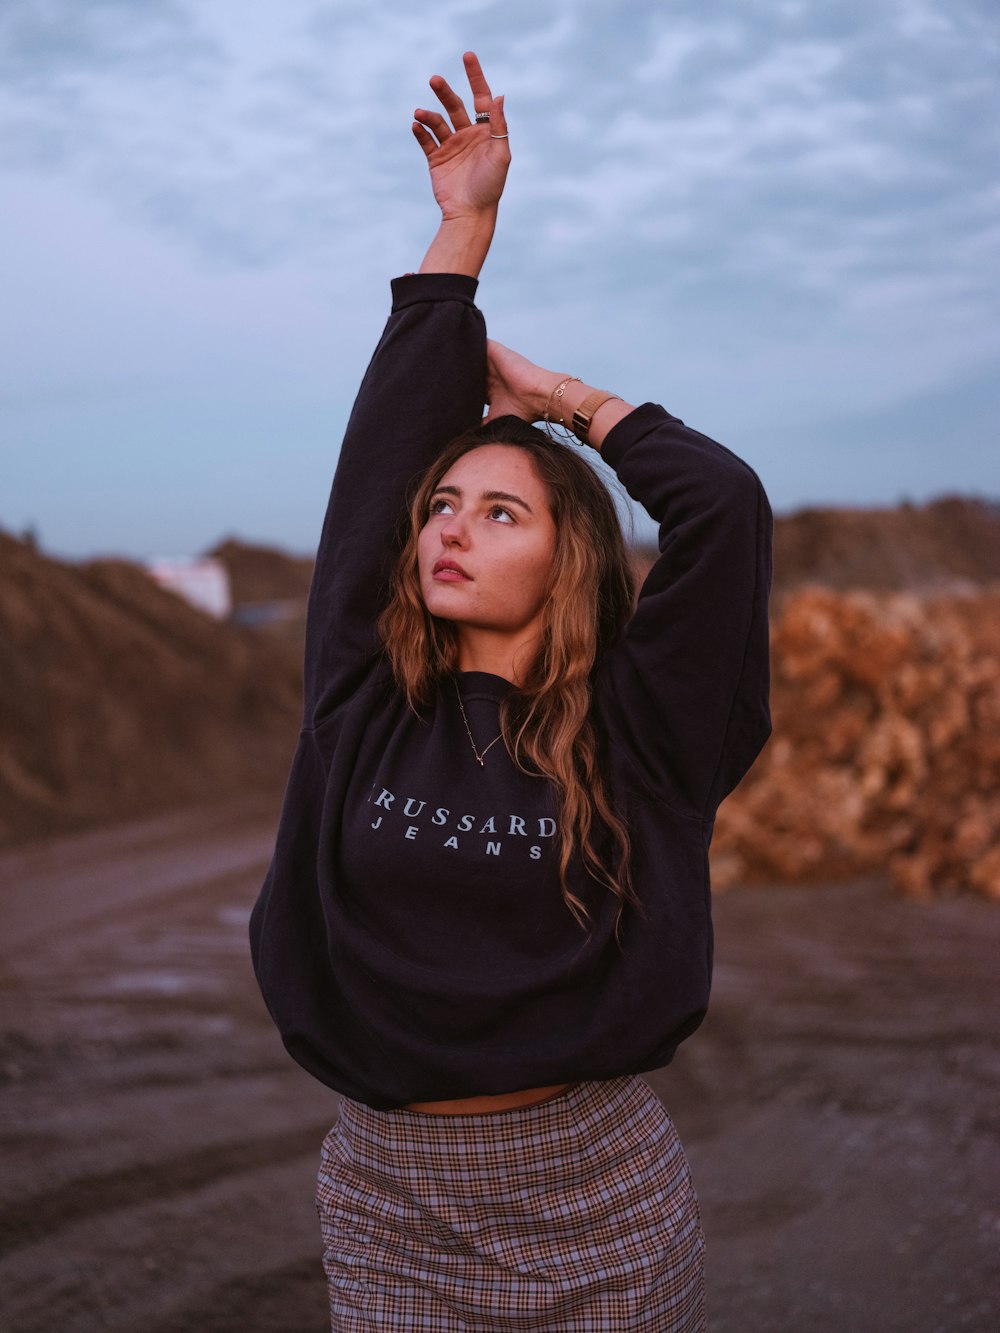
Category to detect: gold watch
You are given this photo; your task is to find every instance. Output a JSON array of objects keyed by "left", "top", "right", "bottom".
[{"left": 571, "top": 390, "right": 622, "bottom": 445}]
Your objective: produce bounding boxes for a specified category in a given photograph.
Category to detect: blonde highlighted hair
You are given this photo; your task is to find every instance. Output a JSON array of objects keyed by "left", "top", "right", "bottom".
[{"left": 377, "top": 416, "right": 638, "bottom": 930}]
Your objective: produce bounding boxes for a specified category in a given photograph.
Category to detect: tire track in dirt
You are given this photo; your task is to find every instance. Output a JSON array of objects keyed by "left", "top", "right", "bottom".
[
  {"left": 145, "top": 1256, "right": 326, "bottom": 1333},
  {"left": 0, "top": 799, "right": 278, "bottom": 956},
  {"left": 0, "top": 1122, "right": 333, "bottom": 1254}
]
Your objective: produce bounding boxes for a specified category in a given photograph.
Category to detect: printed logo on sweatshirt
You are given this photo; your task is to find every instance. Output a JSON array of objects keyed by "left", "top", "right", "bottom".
[{"left": 366, "top": 784, "right": 557, "bottom": 860}]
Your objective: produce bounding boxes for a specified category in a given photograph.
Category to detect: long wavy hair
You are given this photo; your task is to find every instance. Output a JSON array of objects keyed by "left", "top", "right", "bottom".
[{"left": 377, "top": 415, "right": 639, "bottom": 931}]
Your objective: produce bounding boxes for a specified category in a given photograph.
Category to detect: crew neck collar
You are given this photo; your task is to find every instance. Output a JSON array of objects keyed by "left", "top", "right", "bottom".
[{"left": 455, "top": 670, "right": 517, "bottom": 700}]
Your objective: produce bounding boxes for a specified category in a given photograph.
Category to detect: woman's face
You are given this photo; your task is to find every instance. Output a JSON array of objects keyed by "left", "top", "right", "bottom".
[{"left": 417, "top": 445, "right": 557, "bottom": 644}]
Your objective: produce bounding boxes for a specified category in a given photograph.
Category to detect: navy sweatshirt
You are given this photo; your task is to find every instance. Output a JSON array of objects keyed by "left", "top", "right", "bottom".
[{"left": 249, "top": 272, "right": 772, "bottom": 1110}]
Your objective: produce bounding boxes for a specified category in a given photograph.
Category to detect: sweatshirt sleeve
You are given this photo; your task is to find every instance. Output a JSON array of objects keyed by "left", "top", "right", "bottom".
[
  {"left": 303, "top": 273, "right": 487, "bottom": 725},
  {"left": 596, "top": 403, "right": 772, "bottom": 818}
]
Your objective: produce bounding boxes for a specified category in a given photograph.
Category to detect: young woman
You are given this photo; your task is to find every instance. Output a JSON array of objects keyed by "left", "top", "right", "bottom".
[{"left": 251, "top": 51, "right": 772, "bottom": 1332}]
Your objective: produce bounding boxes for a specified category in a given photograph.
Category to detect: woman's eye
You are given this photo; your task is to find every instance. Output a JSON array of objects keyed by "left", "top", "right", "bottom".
[
  {"left": 488, "top": 505, "right": 514, "bottom": 523},
  {"left": 429, "top": 498, "right": 454, "bottom": 515}
]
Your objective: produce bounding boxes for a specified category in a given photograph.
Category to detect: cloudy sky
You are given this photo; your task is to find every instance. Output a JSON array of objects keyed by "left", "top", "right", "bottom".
[{"left": 2, "top": 0, "right": 998, "bottom": 560}]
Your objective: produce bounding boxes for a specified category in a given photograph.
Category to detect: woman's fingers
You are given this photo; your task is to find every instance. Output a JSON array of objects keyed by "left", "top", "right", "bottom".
[
  {"left": 429, "top": 73, "right": 472, "bottom": 131},
  {"left": 428, "top": 52, "right": 495, "bottom": 132},
  {"left": 411, "top": 51, "right": 509, "bottom": 212},
  {"left": 413, "top": 107, "right": 453, "bottom": 146},
  {"left": 463, "top": 51, "right": 494, "bottom": 116},
  {"left": 411, "top": 121, "right": 439, "bottom": 160},
  {"left": 489, "top": 93, "right": 508, "bottom": 141}
]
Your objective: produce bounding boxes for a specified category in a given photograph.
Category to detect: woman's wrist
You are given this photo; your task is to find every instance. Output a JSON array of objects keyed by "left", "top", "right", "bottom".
[
  {"left": 539, "top": 374, "right": 634, "bottom": 453},
  {"left": 418, "top": 210, "right": 498, "bottom": 278}
]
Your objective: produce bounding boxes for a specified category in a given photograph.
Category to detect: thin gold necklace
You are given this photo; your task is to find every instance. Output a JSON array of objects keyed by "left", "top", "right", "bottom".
[{"left": 455, "top": 684, "right": 504, "bottom": 766}]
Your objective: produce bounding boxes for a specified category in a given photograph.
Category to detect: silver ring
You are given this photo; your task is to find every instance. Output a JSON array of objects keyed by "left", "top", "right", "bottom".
[
  {"left": 475, "top": 111, "right": 490, "bottom": 123},
  {"left": 489, "top": 133, "right": 509, "bottom": 139}
]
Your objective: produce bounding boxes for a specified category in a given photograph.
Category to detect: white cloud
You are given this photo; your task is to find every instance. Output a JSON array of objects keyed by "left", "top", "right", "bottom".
[{"left": 896, "top": 0, "right": 956, "bottom": 40}]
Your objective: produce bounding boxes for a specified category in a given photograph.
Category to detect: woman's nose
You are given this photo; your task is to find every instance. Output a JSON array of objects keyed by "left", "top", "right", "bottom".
[{"left": 440, "top": 513, "right": 469, "bottom": 546}]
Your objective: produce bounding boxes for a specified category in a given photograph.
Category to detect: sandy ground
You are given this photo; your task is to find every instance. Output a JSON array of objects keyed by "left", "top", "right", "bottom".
[{"left": 0, "top": 799, "right": 997, "bottom": 1333}]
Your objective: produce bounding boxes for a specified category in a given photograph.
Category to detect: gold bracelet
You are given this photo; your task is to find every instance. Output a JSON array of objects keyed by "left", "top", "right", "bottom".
[
  {"left": 544, "top": 378, "right": 584, "bottom": 445},
  {"left": 544, "top": 375, "right": 584, "bottom": 421},
  {"left": 571, "top": 390, "right": 622, "bottom": 445}
]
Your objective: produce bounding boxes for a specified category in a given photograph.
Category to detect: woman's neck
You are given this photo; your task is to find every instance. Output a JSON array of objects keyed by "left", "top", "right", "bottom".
[{"left": 456, "top": 628, "right": 540, "bottom": 685}]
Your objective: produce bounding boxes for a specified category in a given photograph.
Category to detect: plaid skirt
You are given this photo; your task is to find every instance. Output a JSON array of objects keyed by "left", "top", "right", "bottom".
[{"left": 316, "top": 1075, "right": 705, "bottom": 1331}]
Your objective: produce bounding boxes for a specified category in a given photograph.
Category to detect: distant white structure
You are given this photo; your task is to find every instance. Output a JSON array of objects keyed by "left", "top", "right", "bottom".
[{"left": 145, "top": 556, "right": 232, "bottom": 619}]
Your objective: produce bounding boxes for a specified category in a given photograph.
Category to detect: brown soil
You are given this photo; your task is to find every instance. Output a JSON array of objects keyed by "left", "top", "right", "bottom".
[
  {"left": 0, "top": 801, "right": 996, "bottom": 1331},
  {"left": 207, "top": 537, "right": 313, "bottom": 608},
  {"left": 771, "top": 494, "right": 1000, "bottom": 601},
  {"left": 0, "top": 531, "right": 300, "bottom": 846},
  {"left": 207, "top": 538, "right": 312, "bottom": 649}
]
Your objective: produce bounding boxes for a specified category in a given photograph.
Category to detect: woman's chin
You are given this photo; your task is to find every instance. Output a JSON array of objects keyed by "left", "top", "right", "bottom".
[{"left": 421, "top": 585, "right": 472, "bottom": 621}]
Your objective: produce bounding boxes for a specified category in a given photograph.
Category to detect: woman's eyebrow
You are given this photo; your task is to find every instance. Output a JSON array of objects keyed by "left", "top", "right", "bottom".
[
  {"left": 483, "top": 488, "right": 533, "bottom": 514},
  {"left": 431, "top": 484, "right": 534, "bottom": 515}
]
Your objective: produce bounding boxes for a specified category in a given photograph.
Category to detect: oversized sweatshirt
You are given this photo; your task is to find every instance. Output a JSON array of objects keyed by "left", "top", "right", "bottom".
[{"left": 249, "top": 272, "right": 772, "bottom": 1110}]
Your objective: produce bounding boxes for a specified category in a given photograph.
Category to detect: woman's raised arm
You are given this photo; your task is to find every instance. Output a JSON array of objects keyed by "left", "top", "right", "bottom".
[
  {"left": 303, "top": 53, "right": 507, "bottom": 725},
  {"left": 412, "top": 51, "right": 510, "bottom": 277}
]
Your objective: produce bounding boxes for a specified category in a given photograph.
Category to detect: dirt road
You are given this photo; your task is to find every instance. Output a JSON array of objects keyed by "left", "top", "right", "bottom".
[{"left": 1, "top": 801, "right": 997, "bottom": 1331}]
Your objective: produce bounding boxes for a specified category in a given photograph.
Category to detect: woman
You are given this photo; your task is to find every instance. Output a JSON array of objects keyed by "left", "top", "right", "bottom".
[{"left": 250, "top": 51, "right": 772, "bottom": 1332}]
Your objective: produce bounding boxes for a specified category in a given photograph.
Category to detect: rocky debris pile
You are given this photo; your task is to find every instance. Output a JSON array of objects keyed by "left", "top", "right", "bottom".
[
  {"left": 0, "top": 531, "right": 302, "bottom": 846},
  {"left": 713, "top": 585, "right": 1000, "bottom": 898}
]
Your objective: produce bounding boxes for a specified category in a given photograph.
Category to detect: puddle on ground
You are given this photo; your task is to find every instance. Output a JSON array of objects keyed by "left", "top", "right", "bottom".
[
  {"left": 217, "top": 904, "right": 253, "bottom": 928},
  {"left": 106, "top": 971, "right": 206, "bottom": 996}
]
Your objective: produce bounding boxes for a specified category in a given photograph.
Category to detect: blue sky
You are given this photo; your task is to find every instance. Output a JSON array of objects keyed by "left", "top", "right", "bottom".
[{"left": 2, "top": 0, "right": 998, "bottom": 559}]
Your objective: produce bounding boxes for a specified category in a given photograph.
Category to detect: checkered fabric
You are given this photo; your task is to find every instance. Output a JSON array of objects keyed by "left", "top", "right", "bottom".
[{"left": 316, "top": 1075, "right": 705, "bottom": 1331}]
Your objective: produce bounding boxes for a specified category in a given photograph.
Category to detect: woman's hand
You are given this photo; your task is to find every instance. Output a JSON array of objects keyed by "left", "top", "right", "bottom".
[
  {"left": 485, "top": 340, "right": 556, "bottom": 423},
  {"left": 414, "top": 52, "right": 509, "bottom": 276},
  {"left": 413, "top": 52, "right": 510, "bottom": 221},
  {"left": 486, "top": 339, "right": 636, "bottom": 453}
]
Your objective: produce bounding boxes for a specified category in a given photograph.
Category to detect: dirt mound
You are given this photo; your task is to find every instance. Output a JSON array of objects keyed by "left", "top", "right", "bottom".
[
  {"left": 772, "top": 494, "right": 1000, "bottom": 599},
  {"left": 0, "top": 531, "right": 302, "bottom": 846},
  {"left": 713, "top": 585, "right": 1000, "bottom": 899},
  {"left": 207, "top": 537, "right": 313, "bottom": 607},
  {"left": 206, "top": 537, "right": 313, "bottom": 647}
]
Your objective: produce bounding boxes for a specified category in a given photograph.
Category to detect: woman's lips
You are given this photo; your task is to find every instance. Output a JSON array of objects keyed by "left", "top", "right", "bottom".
[{"left": 433, "top": 559, "right": 471, "bottom": 580}]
